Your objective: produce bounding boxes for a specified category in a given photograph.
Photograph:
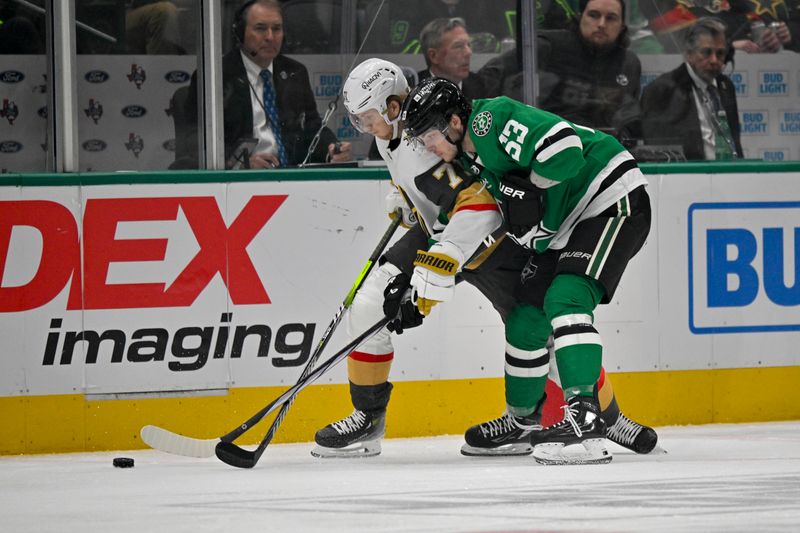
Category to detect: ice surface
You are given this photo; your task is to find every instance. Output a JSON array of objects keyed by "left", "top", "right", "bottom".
[{"left": 2, "top": 421, "right": 800, "bottom": 532}]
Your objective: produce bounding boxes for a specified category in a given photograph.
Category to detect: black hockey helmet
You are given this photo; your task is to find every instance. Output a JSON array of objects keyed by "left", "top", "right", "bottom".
[{"left": 401, "top": 77, "right": 471, "bottom": 140}]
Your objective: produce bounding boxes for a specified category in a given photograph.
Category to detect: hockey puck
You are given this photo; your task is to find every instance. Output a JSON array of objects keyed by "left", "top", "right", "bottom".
[{"left": 113, "top": 457, "right": 134, "bottom": 468}]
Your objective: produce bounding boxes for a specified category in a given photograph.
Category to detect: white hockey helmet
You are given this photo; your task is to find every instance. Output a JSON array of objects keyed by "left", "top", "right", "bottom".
[{"left": 343, "top": 58, "right": 410, "bottom": 134}]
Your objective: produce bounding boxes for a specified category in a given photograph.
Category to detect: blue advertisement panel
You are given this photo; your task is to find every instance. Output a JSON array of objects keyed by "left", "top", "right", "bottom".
[{"left": 689, "top": 201, "right": 800, "bottom": 334}]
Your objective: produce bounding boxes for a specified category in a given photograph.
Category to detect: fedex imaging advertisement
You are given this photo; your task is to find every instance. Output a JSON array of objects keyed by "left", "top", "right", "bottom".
[
  {"left": 0, "top": 181, "right": 396, "bottom": 397},
  {"left": 3, "top": 171, "right": 799, "bottom": 398}
]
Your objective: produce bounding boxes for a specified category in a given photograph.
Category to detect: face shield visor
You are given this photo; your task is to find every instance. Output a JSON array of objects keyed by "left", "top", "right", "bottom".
[
  {"left": 405, "top": 118, "right": 450, "bottom": 150},
  {"left": 348, "top": 108, "right": 388, "bottom": 134}
]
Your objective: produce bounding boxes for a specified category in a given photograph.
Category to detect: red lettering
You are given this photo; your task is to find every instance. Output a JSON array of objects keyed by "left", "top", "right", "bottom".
[
  {"left": 1, "top": 195, "right": 286, "bottom": 311},
  {"left": 167, "top": 195, "right": 286, "bottom": 305},
  {"left": 75, "top": 197, "right": 177, "bottom": 310},
  {"left": 0, "top": 201, "right": 80, "bottom": 312}
]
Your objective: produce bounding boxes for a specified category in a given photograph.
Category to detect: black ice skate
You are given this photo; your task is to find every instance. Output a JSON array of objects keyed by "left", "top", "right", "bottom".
[
  {"left": 604, "top": 412, "right": 659, "bottom": 454},
  {"left": 531, "top": 395, "right": 611, "bottom": 465},
  {"left": 311, "top": 409, "right": 385, "bottom": 458},
  {"left": 461, "top": 412, "right": 541, "bottom": 456}
]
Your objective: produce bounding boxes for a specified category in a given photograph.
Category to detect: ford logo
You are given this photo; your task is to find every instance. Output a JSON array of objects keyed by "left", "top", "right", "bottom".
[
  {"left": 165, "top": 70, "right": 191, "bottom": 83},
  {"left": 37, "top": 106, "right": 48, "bottom": 119},
  {"left": 162, "top": 139, "right": 177, "bottom": 152},
  {"left": 85, "top": 70, "right": 110, "bottom": 83},
  {"left": 0, "top": 141, "right": 23, "bottom": 153},
  {"left": 0, "top": 70, "right": 25, "bottom": 83},
  {"left": 82, "top": 139, "right": 107, "bottom": 152},
  {"left": 121, "top": 105, "right": 147, "bottom": 118}
]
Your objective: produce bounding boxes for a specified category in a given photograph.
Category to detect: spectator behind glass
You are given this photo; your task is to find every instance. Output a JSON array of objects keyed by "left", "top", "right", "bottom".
[
  {"left": 360, "top": 0, "right": 515, "bottom": 54},
  {"left": 126, "top": 0, "right": 184, "bottom": 54},
  {"left": 739, "top": 0, "right": 796, "bottom": 53},
  {"left": 641, "top": 18, "right": 744, "bottom": 160},
  {"left": 417, "top": 18, "right": 488, "bottom": 102},
  {"left": 184, "top": 0, "right": 351, "bottom": 169},
  {"left": 638, "top": 0, "right": 790, "bottom": 54},
  {"left": 536, "top": 0, "right": 643, "bottom": 145},
  {"left": 0, "top": 2, "right": 45, "bottom": 54}
]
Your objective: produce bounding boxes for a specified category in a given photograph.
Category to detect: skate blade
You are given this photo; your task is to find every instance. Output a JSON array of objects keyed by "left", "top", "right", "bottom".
[
  {"left": 533, "top": 438, "right": 612, "bottom": 465},
  {"left": 647, "top": 444, "right": 668, "bottom": 455},
  {"left": 460, "top": 442, "right": 533, "bottom": 457},
  {"left": 310, "top": 440, "right": 381, "bottom": 458}
]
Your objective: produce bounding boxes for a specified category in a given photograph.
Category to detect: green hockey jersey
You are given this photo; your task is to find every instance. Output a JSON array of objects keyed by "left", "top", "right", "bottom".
[{"left": 463, "top": 96, "right": 647, "bottom": 253}]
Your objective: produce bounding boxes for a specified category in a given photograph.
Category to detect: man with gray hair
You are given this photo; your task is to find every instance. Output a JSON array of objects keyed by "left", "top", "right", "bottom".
[
  {"left": 417, "top": 17, "right": 488, "bottom": 101},
  {"left": 641, "top": 17, "right": 743, "bottom": 160}
]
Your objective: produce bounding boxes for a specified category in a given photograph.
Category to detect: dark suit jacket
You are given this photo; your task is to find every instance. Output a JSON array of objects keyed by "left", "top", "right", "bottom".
[
  {"left": 641, "top": 63, "right": 743, "bottom": 161},
  {"left": 417, "top": 69, "right": 488, "bottom": 102},
  {"left": 182, "top": 49, "right": 337, "bottom": 168},
  {"left": 536, "top": 29, "right": 642, "bottom": 141}
]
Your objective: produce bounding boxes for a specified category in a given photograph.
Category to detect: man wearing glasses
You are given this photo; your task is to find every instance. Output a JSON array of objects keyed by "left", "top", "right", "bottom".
[
  {"left": 641, "top": 18, "right": 744, "bottom": 161},
  {"left": 417, "top": 17, "right": 488, "bottom": 102}
]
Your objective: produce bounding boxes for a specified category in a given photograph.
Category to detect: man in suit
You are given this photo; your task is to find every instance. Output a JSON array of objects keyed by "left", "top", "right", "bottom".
[
  {"left": 641, "top": 17, "right": 743, "bottom": 160},
  {"left": 185, "top": 0, "right": 351, "bottom": 169},
  {"left": 417, "top": 17, "right": 488, "bottom": 102}
]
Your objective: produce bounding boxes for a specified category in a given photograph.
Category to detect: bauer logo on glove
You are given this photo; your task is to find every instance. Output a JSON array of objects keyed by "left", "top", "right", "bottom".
[{"left": 498, "top": 173, "right": 544, "bottom": 240}]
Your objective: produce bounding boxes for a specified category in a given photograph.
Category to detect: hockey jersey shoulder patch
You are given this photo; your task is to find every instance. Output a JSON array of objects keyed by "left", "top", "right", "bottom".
[{"left": 472, "top": 111, "right": 493, "bottom": 137}]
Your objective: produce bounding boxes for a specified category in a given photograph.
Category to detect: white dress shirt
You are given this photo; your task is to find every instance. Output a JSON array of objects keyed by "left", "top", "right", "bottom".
[{"left": 686, "top": 62, "right": 719, "bottom": 160}]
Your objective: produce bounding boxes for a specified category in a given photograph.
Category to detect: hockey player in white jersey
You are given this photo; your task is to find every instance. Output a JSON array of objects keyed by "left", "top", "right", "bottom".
[{"left": 311, "top": 58, "right": 657, "bottom": 459}]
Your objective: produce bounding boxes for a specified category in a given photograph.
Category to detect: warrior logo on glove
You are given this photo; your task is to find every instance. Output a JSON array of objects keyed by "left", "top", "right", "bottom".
[{"left": 413, "top": 251, "right": 457, "bottom": 275}]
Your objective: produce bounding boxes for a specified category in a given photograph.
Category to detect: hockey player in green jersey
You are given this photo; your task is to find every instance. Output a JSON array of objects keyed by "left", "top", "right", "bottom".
[
  {"left": 402, "top": 77, "right": 652, "bottom": 465},
  {"left": 312, "top": 59, "right": 656, "bottom": 462}
]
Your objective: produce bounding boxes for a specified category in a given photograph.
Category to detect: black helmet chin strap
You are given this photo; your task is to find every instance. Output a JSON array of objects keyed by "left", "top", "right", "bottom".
[{"left": 445, "top": 119, "right": 466, "bottom": 159}]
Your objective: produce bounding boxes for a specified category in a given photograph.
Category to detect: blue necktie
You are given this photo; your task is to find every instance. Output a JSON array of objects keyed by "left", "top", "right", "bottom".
[{"left": 260, "top": 69, "right": 288, "bottom": 167}]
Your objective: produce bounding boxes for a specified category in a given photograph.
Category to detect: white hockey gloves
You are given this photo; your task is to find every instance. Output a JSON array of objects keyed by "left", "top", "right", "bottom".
[
  {"left": 385, "top": 187, "right": 417, "bottom": 229},
  {"left": 410, "top": 249, "right": 459, "bottom": 316}
]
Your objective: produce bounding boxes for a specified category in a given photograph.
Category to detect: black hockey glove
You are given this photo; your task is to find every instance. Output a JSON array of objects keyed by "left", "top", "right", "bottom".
[
  {"left": 498, "top": 173, "right": 544, "bottom": 240},
  {"left": 383, "top": 273, "right": 424, "bottom": 334}
]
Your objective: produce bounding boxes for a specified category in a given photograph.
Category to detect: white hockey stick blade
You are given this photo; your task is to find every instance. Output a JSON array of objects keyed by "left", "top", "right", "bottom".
[{"left": 140, "top": 425, "right": 220, "bottom": 458}]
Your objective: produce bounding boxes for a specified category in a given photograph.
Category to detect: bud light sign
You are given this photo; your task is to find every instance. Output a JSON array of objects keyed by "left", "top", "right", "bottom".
[
  {"left": 688, "top": 202, "right": 800, "bottom": 334},
  {"left": 730, "top": 71, "right": 748, "bottom": 97},
  {"left": 758, "top": 71, "right": 788, "bottom": 96},
  {"left": 760, "top": 148, "right": 789, "bottom": 161}
]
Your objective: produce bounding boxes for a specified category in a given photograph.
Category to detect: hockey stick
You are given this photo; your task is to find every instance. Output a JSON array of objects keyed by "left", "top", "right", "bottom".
[
  {"left": 215, "top": 316, "right": 391, "bottom": 468},
  {"left": 141, "top": 317, "right": 390, "bottom": 459},
  {"left": 250, "top": 214, "right": 402, "bottom": 452},
  {"left": 141, "top": 215, "right": 401, "bottom": 458}
]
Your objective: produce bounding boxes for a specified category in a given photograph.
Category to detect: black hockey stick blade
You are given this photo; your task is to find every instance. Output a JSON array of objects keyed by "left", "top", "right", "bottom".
[
  {"left": 215, "top": 440, "right": 259, "bottom": 469},
  {"left": 215, "top": 316, "right": 391, "bottom": 468}
]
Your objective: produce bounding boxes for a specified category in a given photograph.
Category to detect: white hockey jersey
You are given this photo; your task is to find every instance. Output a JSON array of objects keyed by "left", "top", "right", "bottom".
[{"left": 375, "top": 135, "right": 502, "bottom": 268}]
